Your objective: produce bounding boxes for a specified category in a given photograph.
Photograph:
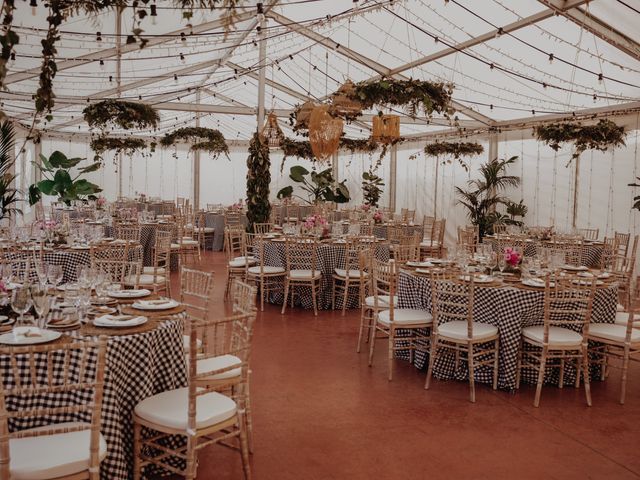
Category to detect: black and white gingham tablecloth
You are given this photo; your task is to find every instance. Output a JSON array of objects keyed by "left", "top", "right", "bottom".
[
  {"left": 397, "top": 271, "right": 617, "bottom": 390},
  {"left": 3, "top": 249, "right": 91, "bottom": 283},
  {"left": 258, "top": 240, "right": 390, "bottom": 310},
  {"left": 1, "top": 316, "right": 187, "bottom": 480}
]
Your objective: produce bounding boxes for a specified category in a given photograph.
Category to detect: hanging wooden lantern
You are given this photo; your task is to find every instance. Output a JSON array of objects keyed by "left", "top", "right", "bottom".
[
  {"left": 260, "top": 112, "right": 284, "bottom": 148},
  {"left": 329, "top": 79, "right": 362, "bottom": 119},
  {"left": 293, "top": 100, "right": 318, "bottom": 130},
  {"left": 308, "top": 105, "right": 343, "bottom": 162},
  {"left": 372, "top": 114, "right": 400, "bottom": 143}
]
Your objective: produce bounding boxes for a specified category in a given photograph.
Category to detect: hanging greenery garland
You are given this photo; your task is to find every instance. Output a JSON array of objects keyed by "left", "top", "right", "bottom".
[
  {"left": 424, "top": 141, "right": 484, "bottom": 171},
  {"left": 246, "top": 133, "right": 271, "bottom": 233},
  {"left": 0, "top": 1, "right": 17, "bottom": 92},
  {"left": 90, "top": 136, "right": 148, "bottom": 161},
  {"left": 535, "top": 119, "right": 626, "bottom": 161},
  {"left": 83, "top": 100, "right": 160, "bottom": 131},
  {"left": 160, "top": 127, "right": 229, "bottom": 159}
]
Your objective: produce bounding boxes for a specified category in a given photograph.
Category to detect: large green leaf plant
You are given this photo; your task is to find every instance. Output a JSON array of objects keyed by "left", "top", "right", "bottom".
[
  {"left": 29, "top": 151, "right": 102, "bottom": 206},
  {"left": 0, "top": 121, "right": 22, "bottom": 220},
  {"left": 277, "top": 165, "right": 350, "bottom": 205}
]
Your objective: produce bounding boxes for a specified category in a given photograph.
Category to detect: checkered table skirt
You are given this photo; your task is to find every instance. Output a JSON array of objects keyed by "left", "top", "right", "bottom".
[
  {"left": 3, "top": 249, "right": 91, "bottom": 283},
  {"left": 397, "top": 271, "right": 617, "bottom": 390},
  {"left": 0, "top": 316, "right": 187, "bottom": 480},
  {"left": 259, "top": 241, "right": 390, "bottom": 310}
]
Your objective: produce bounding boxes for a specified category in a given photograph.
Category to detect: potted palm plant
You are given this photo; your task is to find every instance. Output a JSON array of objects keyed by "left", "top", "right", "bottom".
[{"left": 0, "top": 122, "right": 23, "bottom": 223}]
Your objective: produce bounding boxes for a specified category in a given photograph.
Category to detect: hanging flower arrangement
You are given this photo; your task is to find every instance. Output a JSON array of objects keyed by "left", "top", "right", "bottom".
[
  {"left": 424, "top": 141, "right": 484, "bottom": 171},
  {"left": 90, "top": 136, "right": 148, "bottom": 160},
  {"left": 160, "top": 127, "right": 229, "bottom": 160},
  {"left": 84, "top": 100, "right": 160, "bottom": 131},
  {"left": 535, "top": 119, "right": 626, "bottom": 161}
]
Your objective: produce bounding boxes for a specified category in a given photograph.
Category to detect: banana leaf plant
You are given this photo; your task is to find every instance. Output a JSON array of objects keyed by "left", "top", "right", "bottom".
[
  {"left": 277, "top": 165, "right": 350, "bottom": 204},
  {"left": 0, "top": 121, "right": 23, "bottom": 221},
  {"left": 29, "top": 151, "right": 102, "bottom": 206},
  {"left": 630, "top": 178, "right": 640, "bottom": 211}
]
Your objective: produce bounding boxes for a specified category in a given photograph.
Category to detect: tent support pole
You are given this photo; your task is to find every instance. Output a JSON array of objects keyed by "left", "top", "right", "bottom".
[
  {"left": 257, "top": 6, "right": 267, "bottom": 130},
  {"left": 389, "top": 144, "right": 397, "bottom": 213},
  {"left": 572, "top": 156, "right": 580, "bottom": 229},
  {"left": 115, "top": 6, "right": 123, "bottom": 199},
  {"left": 433, "top": 158, "right": 439, "bottom": 219},
  {"left": 193, "top": 90, "right": 201, "bottom": 211}
]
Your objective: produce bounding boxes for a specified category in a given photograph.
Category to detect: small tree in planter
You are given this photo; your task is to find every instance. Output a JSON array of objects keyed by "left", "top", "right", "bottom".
[{"left": 246, "top": 133, "right": 271, "bottom": 233}]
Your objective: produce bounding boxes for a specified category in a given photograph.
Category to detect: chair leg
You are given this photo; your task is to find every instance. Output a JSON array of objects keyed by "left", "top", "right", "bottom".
[
  {"left": 281, "top": 279, "right": 289, "bottom": 315},
  {"left": 341, "top": 279, "right": 349, "bottom": 316},
  {"left": 331, "top": 280, "right": 336, "bottom": 310},
  {"left": 311, "top": 280, "right": 318, "bottom": 316},
  {"left": 133, "top": 420, "right": 142, "bottom": 480},
  {"left": 238, "top": 413, "right": 252, "bottom": 480},
  {"left": 368, "top": 321, "right": 378, "bottom": 366},
  {"left": 515, "top": 339, "right": 524, "bottom": 389},
  {"left": 388, "top": 328, "right": 394, "bottom": 381},
  {"left": 620, "top": 345, "right": 631, "bottom": 405},
  {"left": 356, "top": 308, "right": 368, "bottom": 353},
  {"left": 468, "top": 342, "right": 476, "bottom": 403},
  {"left": 424, "top": 335, "right": 438, "bottom": 390},
  {"left": 185, "top": 436, "right": 197, "bottom": 480},
  {"left": 259, "top": 278, "right": 265, "bottom": 312},
  {"left": 492, "top": 338, "right": 500, "bottom": 390},
  {"left": 582, "top": 345, "right": 592, "bottom": 407},
  {"left": 559, "top": 358, "right": 565, "bottom": 389},
  {"left": 533, "top": 348, "right": 548, "bottom": 407}
]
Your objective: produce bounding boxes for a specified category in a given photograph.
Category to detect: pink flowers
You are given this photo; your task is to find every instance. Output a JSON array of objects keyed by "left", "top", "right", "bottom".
[
  {"left": 230, "top": 199, "right": 244, "bottom": 211},
  {"left": 360, "top": 204, "right": 371, "bottom": 212},
  {"left": 38, "top": 219, "right": 57, "bottom": 231},
  {"left": 96, "top": 196, "right": 106, "bottom": 207},
  {"left": 503, "top": 247, "right": 522, "bottom": 267},
  {"left": 373, "top": 210, "right": 383, "bottom": 223},
  {"left": 0, "top": 280, "right": 7, "bottom": 294},
  {"left": 303, "top": 214, "right": 328, "bottom": 230}
]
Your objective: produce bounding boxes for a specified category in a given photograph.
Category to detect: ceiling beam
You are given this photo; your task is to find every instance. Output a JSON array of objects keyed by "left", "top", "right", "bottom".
[
  {"left": 4, "top": 10, "right": 258, "bottom": 86},
  {"left": 538, "top": 0, "right": 640, "bottom": 62},
  {"left": 266, "top": 11, "right": 496, "bottom": 126}
]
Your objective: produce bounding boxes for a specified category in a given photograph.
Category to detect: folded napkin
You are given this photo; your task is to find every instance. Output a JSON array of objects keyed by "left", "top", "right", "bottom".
[
  {"left": 13, "top": 326, "right": 42, "bottom": 340},
  {"left": 94, "top": 315, "right": 145, "bottom": 327},
  {"left": 137, "top": 299, "right": 173, "bottom": 307},
  {"left": 527, "top": 278, "right": 545, "bottom": 287}
]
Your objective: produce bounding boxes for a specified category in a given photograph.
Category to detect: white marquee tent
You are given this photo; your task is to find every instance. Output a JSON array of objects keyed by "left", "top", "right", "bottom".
[{"left": 4, "top": 0, "right": 640, "bottom": 246}]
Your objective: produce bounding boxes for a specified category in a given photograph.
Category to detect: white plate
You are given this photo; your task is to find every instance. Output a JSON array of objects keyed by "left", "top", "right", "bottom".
[
  {"left": 0, "top": 329, "right": 61, "bottom": 345},
  {"left": 93, "top": 315, "right": 147, "bottom": 328},
  {"left": 428, "top": 259, "right": 451, "bottom": 265},
  {"left": 406, "top": 261, "right": 434, "bottom": 268},
  {"left": 459, "top": 275, "right": 495, "bottom": 283},
  {"left": 131, "top": 298, "right": 179, "bottom": 311},
  {"left": 107, "top": 289, "right": 151, "bottom": 299},
  {"left": 561, "top": 265, "right": 588, "bottom": 271},
  {"left": 47, "top": 320, "right": 81, "bottom": 330},
  {"left": 521, "top": 279, "right": 554, "bottom": 288},
  {"left": 572, "top": 279, "right": 604, "bottom": 286}
]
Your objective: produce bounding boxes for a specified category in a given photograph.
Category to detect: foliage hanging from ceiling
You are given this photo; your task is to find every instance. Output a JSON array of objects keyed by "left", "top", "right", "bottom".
[
  {"left": 90, "top": 136, "right": 149, "bottom": 161},
  {"left": 83, "top": 100, "right": 160, "bottom": 131},
  {"left": 246, "top": 133, "right": 271, "bottom": 233},
  {"left": 423, "top": 141, "right": 484, "bottom": 171},
  {"left": 160, "top": 127, "right": 229, "bottom": 160},
  {"left": 0, "top": 1, "right": 18, "bottom": 95},
  {"left": 534, "top": 119, "right": 626, "bottom": 161}
]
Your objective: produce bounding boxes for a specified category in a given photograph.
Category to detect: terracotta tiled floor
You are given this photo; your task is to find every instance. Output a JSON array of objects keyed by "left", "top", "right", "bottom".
[{"left": 164, "top": 251, "right": 640, "bottom": 480}]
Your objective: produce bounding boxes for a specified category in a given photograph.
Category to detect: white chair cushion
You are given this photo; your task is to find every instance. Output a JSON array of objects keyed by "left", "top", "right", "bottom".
[
  {"left": 589, "top": 323, "right": 640, "bottom": 343},
  {"left": 228, "top": 256, "right": 256, "bottom": 268},
  {"left": 247, "top": 265, "right": 285, "bottom": 275},
  {"left": 134, "top": 387, "right": 237, "bottom": 431},
  {"left": 522, "top": 325, "right": 582, "bottom": 347},
  {"left": 183, "top": 335, "right": 203, "bottom": 352},
  {"left": 334, "top": 268, "right": 368, "bottom": 278},
  {"left": 197, "top": 354, "right": 242, "bottom": 380},
  {"left": 10, "top": 422, "right": 107, "bottom": 480},
  {"left": 142, "top": 266, "right": 166, "bottom": 275},
  {"left": 125, "top": 274, "right": 165, "bottom": 286},
  {"left": 288, "top": 269, "right": 321, "bottom": 280},
  {"left": 617, "top": 303, "right": 626, "bottom": 312},
  {"left": 420, "top": 241, "right": 441, "bottom": 247},
  {"left": 378, "top": 308, "right": 433, "bottom": 327},
  {"left": 200, "top": 227, "right": 215, "bottom": 233},
  {"left": 614, "top": 311, "right": 640, "bottom": 327},
  {"left": 437, "top": 320, "right": 498, "bottom": 341},
  {"left": 179, "top": 239, "right": 199, "bottom": 246},
  {"left": 364, "top": 295, "right": 398, "bottom": 308}
]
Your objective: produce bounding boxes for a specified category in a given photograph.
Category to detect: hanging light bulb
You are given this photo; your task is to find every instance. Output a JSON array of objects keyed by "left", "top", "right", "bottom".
[
  {"left": 593, "top": 93, "right": 598, "bottom": 103},
  {"left": 99, "top": 59, "right": 105, "bottom": 70},
  {"left": 180, "top": 53, "right": 185, "bottom": 63},
  {"left": 180, "top": 32, "right": 186, "bottom": 42},
  {"left": 150, "top": 4, "right": 157, "bottom": 25},
  {"left": 30, "top": 0, "right": 37, "bottom": 16},
  {"left": 174, "top": 74, "right": 178, "bottom": 82},
  {"left": 96, "top": 31, "right": 102, "bottom": 42},
  {"left": 542, "top": 82, "right": 547, "bottom": 89},
  {"left": 598, "top": 73, "right": 604, "bottom": 84},
  {"left": 109, "top": 75, "right": 113, "bottom": 82},
  {"left": 548, "top": 53, "right": 554, "bottom": 64},
  {"left": 494, "top": 27, "right": 504, "bottom": 39}
]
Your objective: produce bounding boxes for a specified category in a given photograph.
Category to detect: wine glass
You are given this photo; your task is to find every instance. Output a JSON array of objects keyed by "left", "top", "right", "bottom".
[
  {"left": 1, "top": 263, "right": 14, "bottom": 286},
  {"left": 487, "top": 252, "right": 498, "bottom": 276},
  {"left": 497, "top": 252, "right": 506, "bottom": 276},
  {"left": 31, "top": 284, "right": 51, "bottom": 328},
  {"left": 48, "top": 265, "right": 63, "bottom": 289},
  {"left": 35, "top": 262, "right": 48, "bottom": 287},
  {"left": 11, "top": 286, "right": 33, "bottom": 326}
]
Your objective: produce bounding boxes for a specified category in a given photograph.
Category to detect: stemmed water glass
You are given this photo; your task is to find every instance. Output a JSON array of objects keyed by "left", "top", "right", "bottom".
[
  {"left": 47, "top": 265, "right": 63, "bottom": 289},
  {"left": 1, "top": 263, "right": 14, "bottom": 287},
  {"left": 11, "top": 286, "right": 33, "bottom": 326},
  {"left": 31, "top": 284, "right": 51, "bottom": 329},
  {"left": 34, "top": 262, "right": 48, "bottom": 287}
]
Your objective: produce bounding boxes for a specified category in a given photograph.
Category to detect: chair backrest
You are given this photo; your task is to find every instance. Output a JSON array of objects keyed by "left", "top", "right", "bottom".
[
  {"left": 493, "top": 224, "right": 507, "bottom": 234},
  {"left": 180, "top": 267, "right": 214, "bottom": 323},
  {"left": 431, "top": 270, "right": 477, "bottom": 339},
  {"left": 0, "top": 337, "right": 108, "bottom": 480},
  {"left": 371, "top": 258, "right": 397, "bottom": 312},
  {"left": 540, "top": 273, "right": 596, "bottom": 342},
  {"left": 392, "top": 244, "right": 419, "bottom": 264},
  {"left": 90, "top": 243, "right": 129, "bottom": 264},
  {"left": 230, "top": 279, "right": 257, "bottom": 315},
  {"left": 153, "top": 230, "right": 172, "bottom": 270},
  {"left": 457, "top": 225, "right": 479, "bottom": 253},
  {"left": 224, "top": 212, "right": 243, "bottom": 227},
  {"left": 285, "top": 205, "right": 300, "bottom": 223},
  {"left": 94, "top": 260, "right": 140, "bottom": 288},
  {"left": 253, "top": 223, "right": 272, "bottom": 234},
  {"left": 578, "top": 227, "right": 599, "bottom": 240},
  {"left": 615, "top": 232, "right": 631, "bottom": 257},
  {"left": 285, "top": 237, "right": 318, "bottom": 274},
  {"left": 225, "top": 225, "right": 246, "bottom": 260}
]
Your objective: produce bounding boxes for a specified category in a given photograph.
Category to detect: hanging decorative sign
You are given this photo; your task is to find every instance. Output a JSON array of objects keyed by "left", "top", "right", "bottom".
[
  {"left": 260, "top": 112, "right": 284, "bottom": 148},
  {"left": 308, "top": 106, "right": 344, "bottom": 162},
  {"left": 372, "top": 114, "right": 400, "bottom": 143}
]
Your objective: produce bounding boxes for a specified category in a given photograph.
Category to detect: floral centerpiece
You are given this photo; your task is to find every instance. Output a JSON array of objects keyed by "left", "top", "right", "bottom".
[
  {"left": 96, "top": 196, "right": 107, "bottom": 210},
  {"left": 303, "top": 214, "right": 329, "bottom": 238},
  {"left": 230, "top": 199, "right": 244, "bottom": 211},
  {"left": 38, "top": 219, "right": 68, "bottom": 245},
  {"left": 373, "top": 210, "right": 384, "bottom": 224},
  {"left": 503, "top": 247, "right": 522, "bottom": 274}
]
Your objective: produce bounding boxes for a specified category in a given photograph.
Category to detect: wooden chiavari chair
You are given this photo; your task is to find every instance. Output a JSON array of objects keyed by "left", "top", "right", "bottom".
[
  {"left": 246, "top": 236, "right": 286, "bottom": 312},
  {"left": 180, "top": 266, "right": 215, "bottom": 354},
  {"left": 284, "top": 205, "right": 300, "bottom": 225},
  {"left": 94, "top": 260, "right": 141, "bottom": 289},
  {"left": 253, "top": 223, "right": 273, "bottom": 234},
  {"left": 133, "top": 304, "right": 254, "bottom": 479},
  {"left": 175, "top": 215, "right": 201, "bottom": 264},
  {"left": 368, "top": 258, "right": 432, "bottom": 380},
  {"left": 357, "top": 249, "right": 384, "bottom": 353},
  {"left": 515, "top": 273, "right": 596, "bottom": 407},
  {"left": 578, "top": 227, "right": 599, "bottom": 240},
  {"left": 425, "top": 270, "right": 500, "bottom": 402},
  {"left": 224, "top": 226, "right": 255, "bottom": 298},
  {"left": 281, "top": 237, "right": 322, "bottom": 316},
  {"left": 0, "top": 336, "right": 108, "bottom": 480},
  {"left": 420, "top": 219, "right": 446, "bottom": 259},
  {"left": 332, "top": 238, "right": 371, "bottom": 316},
  {"left": 457, "top": 225, "right": 479, "bottom": 254}
]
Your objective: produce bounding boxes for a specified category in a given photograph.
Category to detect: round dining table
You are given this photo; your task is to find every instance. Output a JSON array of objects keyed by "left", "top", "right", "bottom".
[
  {"left": 396, "top": 268, "right": 618, "bottom": 390},
  {"left": 0, "top": 307, "right": 187, "bottom": 480}
]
